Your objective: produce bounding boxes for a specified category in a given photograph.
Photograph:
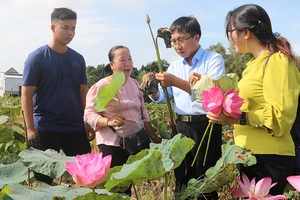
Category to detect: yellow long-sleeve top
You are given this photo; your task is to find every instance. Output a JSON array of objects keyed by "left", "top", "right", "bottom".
[{"left": 234, "top": 51, "right": 300, "bottom": 156}]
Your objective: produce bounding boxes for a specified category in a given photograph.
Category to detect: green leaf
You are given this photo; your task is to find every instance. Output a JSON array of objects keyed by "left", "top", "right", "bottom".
[
  {"left": 3, "top": 183, "right": 130, "bottom": 200},
  {"left": 73, "top": 192, "right": 130, "bottom": 200},
  {"left": 104, "top": 134, "right": 194, "bottom": 192},
  {"left": 94, "top": 72, "right": 125, "bottom": 112},
  {"left": 217, "top": 73, "right": 239, "bottom": 93},
  {"left": 4, "top": 141, "right": 14, "bottom": 152},
  {"left": 177, "top": 144, "right": 257, "bottom": 199},
  {"left": 0, "top": 152, "right": 20, "bottom": 165},
  {"left": 192, "top": 75, "right": 214, "bottom": 102},
  {"left": 105, "top": 150, "right": 165, "bottom": 192},
  {"left": 12, "top": 131, "right": 25, "bottom": 144},
  {"left": 0, "top": 116, "right": 8, "bottom": 125},
  {"left": 19, "top": 148, "right": 75, "bottom": 179},
  {"left": 150, "top": 119, "right": 171, "bottom": 139},
  {"left": 150, "top": 133, "right": 195, "bottom": 170},
  {"left": 192, "top": 73, "right": 240, "bottom": 103},
  {"left": 0, "top": 126, "right": 13, "bottom": 143},
  {"left": 0, "top": 160, "right": 33, "bottom": 188}
]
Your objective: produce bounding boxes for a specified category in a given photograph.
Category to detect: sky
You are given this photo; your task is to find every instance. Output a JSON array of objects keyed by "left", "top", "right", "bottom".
[{"left": 1, "top": 0, "right": 300, "bottom": 74}]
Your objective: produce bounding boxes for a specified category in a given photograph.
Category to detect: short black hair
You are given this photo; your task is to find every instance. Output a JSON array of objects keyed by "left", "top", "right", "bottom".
[
  {"left": 170, "top": 16, "right": 201, "bottom": 37},
  {"left": 51, "top": 7, "right": 77, "bottom": 22}
]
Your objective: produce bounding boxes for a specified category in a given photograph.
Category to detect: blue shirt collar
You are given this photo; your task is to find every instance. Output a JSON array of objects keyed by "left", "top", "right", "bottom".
[{"left": 182, "top": 46, "right": 204, "bottom": 66}]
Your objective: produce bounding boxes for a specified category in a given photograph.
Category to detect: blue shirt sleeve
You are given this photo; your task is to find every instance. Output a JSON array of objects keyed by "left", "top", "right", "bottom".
[{"left": 22, "top": 52, "right": 41, "bottom": 86}]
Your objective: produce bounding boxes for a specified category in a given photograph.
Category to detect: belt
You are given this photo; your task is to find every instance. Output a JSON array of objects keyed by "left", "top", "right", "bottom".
[{"left": 177, "top": 114, "right": 208, "bottom": 122}]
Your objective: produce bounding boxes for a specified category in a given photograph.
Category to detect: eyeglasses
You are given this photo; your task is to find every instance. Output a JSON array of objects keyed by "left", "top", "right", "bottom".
[
  {"left": 227, "top": 29, "right": 237, "bottom": 36},
  {"left": 171, "top": 35, "right": 193, "bottom": 47}
]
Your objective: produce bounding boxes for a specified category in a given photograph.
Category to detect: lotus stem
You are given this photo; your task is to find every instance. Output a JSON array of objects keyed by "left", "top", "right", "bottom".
[
  {"left": 116, "top": 94, "right": 125, "bottom": 149},
  {"left": 133, "top": 184, "right": 139, "bottom": 200},
  {"left": 59, "top": 176, "right": 62, "bottom": 185},
  {"left": 191, "top": 122, "right": 212, "bottom": 167},
  {"left": 164, "top": 173, "right": 168, "bottom": 200},
  {"left": 203, "top": 123, "right": 214, "bottom": 166},
  {"left": 92, "top": 188, "right": 97, "bottom": 200},
  {"left": 21, "top": 110, "right": 31, "bottom": 187},
  {"left": 146, "top": 15, "right": 178, "bottom": 137}
]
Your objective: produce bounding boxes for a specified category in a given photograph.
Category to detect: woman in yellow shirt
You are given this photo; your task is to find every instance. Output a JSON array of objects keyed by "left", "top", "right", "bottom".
[{"left": 207, "top": 4, "right": 300, "bottom": 195}]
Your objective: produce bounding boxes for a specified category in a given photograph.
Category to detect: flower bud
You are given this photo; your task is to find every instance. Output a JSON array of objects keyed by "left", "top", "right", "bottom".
[{"left": 146, "top": 14, "right": 151, "bottom": 24}]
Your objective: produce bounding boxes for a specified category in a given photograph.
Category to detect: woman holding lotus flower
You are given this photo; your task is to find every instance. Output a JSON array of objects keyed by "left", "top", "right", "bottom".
[
  {"left": 205, "top": 4, "right": 300, "bottom": 195},
  {"left": 145, "top": 16, "right": 225, "bottom": 200}
]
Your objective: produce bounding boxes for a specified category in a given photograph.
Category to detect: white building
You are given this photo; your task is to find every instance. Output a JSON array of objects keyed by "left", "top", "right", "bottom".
[{"left": 0, "top": 68, "right": 23, "bottom": 97}]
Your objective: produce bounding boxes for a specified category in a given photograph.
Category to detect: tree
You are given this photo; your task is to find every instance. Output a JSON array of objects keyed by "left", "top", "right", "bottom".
[
  {"left": 86, "top": 64, "right": 106, "bottom": 88},
  {"left": 296, "top": 56, "right": 300, "bottom": 70},
  {"left": 131, "top": 67, "right": 139, "bottom": 80},
  {"left": 206, "top": 42, "right": 227, "bottom": 58},
  {"left": 140, "top": 59, "right": 169, "bottom": 73},
  {"left": 207, "top": 42, "right": 252, "bottom": 79},
  {"left": 224, "top": 45, "right": 252, "bottom": 79}
]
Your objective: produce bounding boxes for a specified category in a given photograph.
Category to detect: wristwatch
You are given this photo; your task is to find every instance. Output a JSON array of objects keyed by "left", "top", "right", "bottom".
[{"left": 240, "top": 112, "right": 246, "bottom": 125}]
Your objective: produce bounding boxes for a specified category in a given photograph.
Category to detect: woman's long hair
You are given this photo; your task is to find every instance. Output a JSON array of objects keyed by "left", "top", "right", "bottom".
[{"left": 225, "top": 4, "right": 298, "bottom": 64}]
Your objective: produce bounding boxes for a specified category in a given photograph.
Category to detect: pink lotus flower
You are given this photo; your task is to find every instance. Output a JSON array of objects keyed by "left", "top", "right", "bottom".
[
  {"left": 65, "top": 152, "right": 112, "bottom": 188},
  {"left": 232, "top": 173, "right": 286, "bottom": 199},
  {"left": 287, "top": 175, "right": 300, "bottom": 192},
  {"left": 202, "top": 87, "right": 224, "bottom": 115},
  {"left": 222, "top": 89, "right": 244, "bottom": 118}
]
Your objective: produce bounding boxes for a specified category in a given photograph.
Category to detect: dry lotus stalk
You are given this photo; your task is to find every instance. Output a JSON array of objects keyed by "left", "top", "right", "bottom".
[
  {"left": 157, "top": 27, "right": 172, "bottom": 48},
  {"left": 140, "top": 73, "right": 159, "bottom": 95}
]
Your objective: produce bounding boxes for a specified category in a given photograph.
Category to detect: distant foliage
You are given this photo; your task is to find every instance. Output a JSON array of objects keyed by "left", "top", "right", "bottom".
[
  {"left": 86, "top": 64, "right": 140, "bottom": 87},
  {"left": 86, "top": 64, "right": 106, "bottom": 88},
  {"left": 0, "top": 95, "right": 26, "bottom": 164},
  {"left": 140, "top": 59, "right": 169, "bottom": 73},
  {"left": 207, "top": 42, "right": 252, "bottom": 80}
]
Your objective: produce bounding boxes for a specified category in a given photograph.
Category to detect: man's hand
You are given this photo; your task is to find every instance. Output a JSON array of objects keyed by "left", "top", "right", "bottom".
[
  {"left": 155, "top": 72, "right": 176, "bottom": 87},
  {"left": 85, "top": 123, "right": 96, "bottom": 141},
  {"left": 188, "top": 72, "right": 201, "bottom": 86},
  {"left": 27, "top": 128, "right": 40, "bottom": 148},
  {"left": 140, "top": 72, "right": 158, "bottom": 95}
]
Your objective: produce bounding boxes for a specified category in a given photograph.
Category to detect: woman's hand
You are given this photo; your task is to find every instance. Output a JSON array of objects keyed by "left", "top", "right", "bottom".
[
  {"left": 206, "top": 111, "right": 239, "bottom": 126},
  {"left": 107, "top": 114, "right": 125, "bottom": 127},
  {"left": 151, "top": 135, "right": 162, "bottom": 143},
  {"left": 85, "top": 122, "right": 96, "bottom": 141},
  {"left": 188, "top": 72, "right": 201, "bottom": 86}
]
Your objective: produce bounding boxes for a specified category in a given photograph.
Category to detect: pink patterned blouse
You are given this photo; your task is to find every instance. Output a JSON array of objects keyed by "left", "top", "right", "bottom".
[{"left": 84, "top": 77, "right": 150, "bottom": 146}]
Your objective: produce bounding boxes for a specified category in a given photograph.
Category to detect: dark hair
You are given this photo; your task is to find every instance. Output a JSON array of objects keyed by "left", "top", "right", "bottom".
[
  {"left": 225, "top": 4, "right": 297, "bottom": 62},
  {"left": 103, "top": 64, "right": 113, "bottom": 77},
  {"left": 51, "top": 8, "right": 77, "bottom": 22},
  {"left": 108, "top": 45, "right": 130, "bottom": 62},
  {"left": 169, "top": 16, "right": 201, "bottom": 37},
  {"left": 104, "top": 45, "right": 130, "bottom": 77}
]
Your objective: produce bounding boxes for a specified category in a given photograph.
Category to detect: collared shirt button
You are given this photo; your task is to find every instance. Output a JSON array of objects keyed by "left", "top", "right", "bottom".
[{"left": 259, "top": 124, "right": 263, "bottom": 127}]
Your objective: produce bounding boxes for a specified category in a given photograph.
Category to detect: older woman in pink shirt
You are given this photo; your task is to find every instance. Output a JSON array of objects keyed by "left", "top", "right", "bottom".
[{"left": 84, "top": 45, "right": 160, "bottom": 170}]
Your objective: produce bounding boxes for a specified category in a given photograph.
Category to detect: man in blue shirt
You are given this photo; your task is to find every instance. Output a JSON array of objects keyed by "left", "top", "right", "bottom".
[
  {"left": 22, "top": 7, "right": 94, "bottom": 185},
  {"left": 147, "top": 16, "right": 225, "bottom": 200}
]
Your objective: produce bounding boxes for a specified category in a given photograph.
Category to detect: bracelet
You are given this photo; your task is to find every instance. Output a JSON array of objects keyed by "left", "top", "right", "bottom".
[{"left": 106, "top": 118, "right": 110, "bottom": 127}]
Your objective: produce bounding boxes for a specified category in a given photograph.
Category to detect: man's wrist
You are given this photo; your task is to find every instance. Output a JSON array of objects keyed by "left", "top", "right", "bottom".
[{"left": 150, "top": 91, "right": 159, "bottom": 101}]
